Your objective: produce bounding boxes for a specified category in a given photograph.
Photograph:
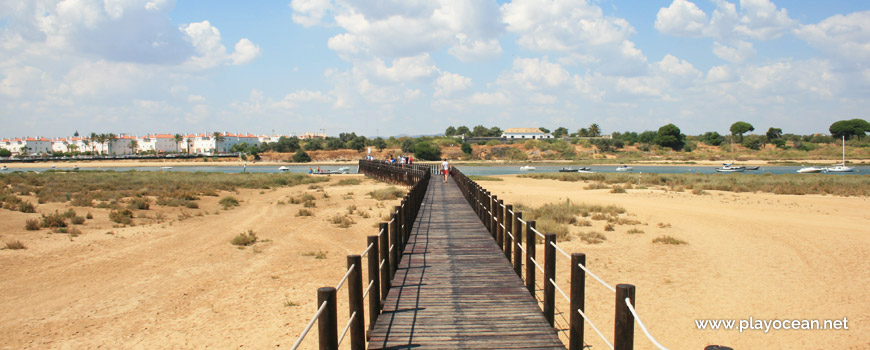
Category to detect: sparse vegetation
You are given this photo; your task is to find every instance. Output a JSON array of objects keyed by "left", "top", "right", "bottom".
[
  {"left": 627, "top": 227, "right": 645, "bottom": 234},
  {"left": 127, "top": 197, "right": 151, "bottom": 210},
  {"left": 219, "top": 196, "right": 240, "bottom": 209},
  {"left": 296, "top": 209, "right": 313, "bottom": 217},
  {"left": 109, "top": 209, "right": 134, "bottom": 225},
  {"left": 25, "top": 219, "right": 40, "bottom": 230},
  {"left": 4, "top": 241, "right": 26, "bottom": 250},
  {"left": 303, "top": 250, "right": 328, "bottom": 259},
  {"left": 18, "top": 201, "right": 36, "bottom": 213},
  {"left": 467, "top": 176, "right": 504, "bottom": 181},
  {"left": 579, "top": 231, "right": 607, "bottom": 244},
  {"left": 40, "top": 212, "right": 67, "bottom": 228},
  {"left": 70, "top": 216, "right": 86, "bottom": 225},
  {"left": 231, "top": 230, "right": 258, "bottom": 246},
  {"left": 517, "top": 199, "right": 628, "bottom": 242},
  {"left": 369, "top": 187, "right": 405, "bottom": 201},
  {"left": 336, "top": 178, "right": 363, "bottom": 186},
  {"left": 653, "top": 235, "right": 687, "bottom": 245},
  {"left": 330, "top": 214, "right": 355, "bottom": 228}
]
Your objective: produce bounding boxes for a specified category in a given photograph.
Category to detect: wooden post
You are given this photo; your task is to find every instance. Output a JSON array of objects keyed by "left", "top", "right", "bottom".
[
  {"left": 389, "top": 211, "right": 400, "bottom": 278},
  {"left": 504, "top": 204, "right": 513, "bottom": 260},
  {"left": 543, "top": 233, "right": 556, "bottom": 327},
  {"left": 491, "top": 195, "right": 498, "bottom": 239},
  {"left": 570, "top": 253, "right": 586, "bottom": 350},
  {"left": 614, "top": 284, "right": 636, "bottom": 350},
  {"left": 496, "top": 199, "right": 504, "bottom": 247},
  {"left": 367, "top": 235, "right": 381, "bottom": 337},
  {"left": 317, "top": 287, "right": 337, "bottom": 350},
  {"left": 347, "top": 255, "right": 365, "bottom": 350},
  {"left": 525, "top": 220, "right": 537, "bottom": 297},
  {"left": 378, "top": 223, "right": 390, "bottom": 299},
  {"left": 513, "top": 212, "right": 522, "bottom": 277}
]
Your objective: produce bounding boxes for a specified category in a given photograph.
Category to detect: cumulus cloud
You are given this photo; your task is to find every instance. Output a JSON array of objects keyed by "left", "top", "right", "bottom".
[
  {"left": 469, "top": 92, "right": 508, "bottom": 105},
  {"left": 434, "top": 72, "right": 472, "bottom": 97},
  {"left": 655, "top": 0, "right": 708, "bottom": 37},
  {"left": 712, "top": 40, "right": 756, "bottom": 63},
  {"left": 795, "top": 11, "right": 870, "bottom": 64},
  {"left": 735, "top": 0, "right": 796, "bottom": 40},
  {"left": 181, "top": 21, "right": 261, "bottom": 69},
  {"left": 290, "top": 0, "right": 333, "bottom": 27}
]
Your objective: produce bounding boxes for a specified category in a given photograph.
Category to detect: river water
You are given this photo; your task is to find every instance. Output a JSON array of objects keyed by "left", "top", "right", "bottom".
[{"left": 2, "top": 164, "right": 866, "bottom": 175}]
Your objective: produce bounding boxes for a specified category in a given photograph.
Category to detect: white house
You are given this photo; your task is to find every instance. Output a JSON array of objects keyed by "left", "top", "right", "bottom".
[
  {"left": 138, "top": 134, "right": 179, "bottom": 154},
  {"left": 501, "top": 128, "right": 553, "bottom": 140},
  {"left": 4, "top": 137, "right": 53, "bottom": 155}
]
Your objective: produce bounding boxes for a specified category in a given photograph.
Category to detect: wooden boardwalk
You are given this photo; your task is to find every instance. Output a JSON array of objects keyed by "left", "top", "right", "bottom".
[{"left": 368, "top": 178, "right": 564, "bottom": 349}]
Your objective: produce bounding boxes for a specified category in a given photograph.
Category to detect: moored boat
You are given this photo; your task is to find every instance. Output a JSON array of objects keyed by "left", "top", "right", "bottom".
[
  {"left": 278, "top": 166, "right": 290, "bottom": 171},
  {"left": 797, "top": 166, "right": 824, "bottom": 174},
  {"left": 826, "top": 136, "right": 855, "bottom": 172},
  {"left": 520, "top": 165, "right": 535, "bottom": 171},
  {"left": 615, "top": 165, "right": 633, "bottom": 172},
  {"left": 715, "top": 163, "right": 745, "bottom": 173}
]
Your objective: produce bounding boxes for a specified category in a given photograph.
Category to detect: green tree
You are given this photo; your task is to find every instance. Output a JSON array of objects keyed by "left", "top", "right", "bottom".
[
  {"left": 742, "top": 135, "right": 763, "bottom": 150},
  {"left": 212, "top": 132, "right": 225, "bottom": 153},
  {"left": 472, "top": 125, "right": 489, "bottom": 137},
  {"left": 413, "top": 141, "right": 441, "bottom": 161},
  {"left": 700, "top": 131, "right": 724, "bottom": 146},
  {"left": 730, "top": 121, "right": 754, "bottom": 142},
  {"left": 829, "top": 119, "right": 870, "bottom": 140},
  {"left": 347, "top": 136, "right": 367, "bottom": 151},
  {"left": 456, "top": 126, "right": 470, "bottom": 136},
  {"left": 461, "top": 142, "right": 473, "bottom": 155},
  {"left": 186, "top": 137, "right": 193, "bottom": 154},
  {"left": 372, "top": 137, "right": 387, "bottom": 151},
  {"left": 576, "top": 128, "right": 589, "bottom": 137},
  {"left": 0, "top": 149, "right": 11, "bottom": 157},
  {"left": 400, "top": 138, "right": 415, "bottom": 153},
  {"left": 292, "top": 149, "right": 311, "bottom": 162},
  {"left": 174, "top": 134, "right": 183, "bottom": 153},
  {"left": 538, "top": 127, "right": 551, "bottom": 133},
  {"left": 445, "top": 126, "right": 457, "bottom": 136},
  {"left": 653, "top": 124, "right": 685, "bottom": 151},
  {"left": 588, "top": 124, "right": 601, "bottom": 137},
  {"left": 488, "top": 126, "right": 503, "bottom": 137},
  {"left": 128, "top": 140, "right": 138, "bottom": 154},
  {"left": 638, "top": 131, "right": 657, "bottom": 144},
  {"left": 552, "top": 127, "right": 569, "bottom": 138},
  {"left": 325, "top": 138, "right": 344, "bottom": 150},
  {"left": 304, "top": 139, "right": 323, "bottom": 151},
  {"left": 271, "top": 136, "right": 300, "bottom": 152},
  {"left": 765, "top": 127, "right": 783, "bottom": 140}
]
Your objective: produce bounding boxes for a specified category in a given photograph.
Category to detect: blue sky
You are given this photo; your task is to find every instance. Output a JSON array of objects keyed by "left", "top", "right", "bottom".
[{"left": 1, "top": 0, "right": 868, "bottom": 138}]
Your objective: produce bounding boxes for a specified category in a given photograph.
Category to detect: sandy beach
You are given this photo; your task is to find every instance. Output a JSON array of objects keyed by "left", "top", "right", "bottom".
[{"left": 1, "top": 172, "right": 868, "bottom": 349}]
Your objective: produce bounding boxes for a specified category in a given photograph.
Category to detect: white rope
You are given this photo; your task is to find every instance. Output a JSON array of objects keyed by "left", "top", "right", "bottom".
[
  {"left": 529, "top": 225, "right": 546, "bottom": 239},
  {"left": 499, "top": 222, "right": 505, "bottom": 229},
  {"left": 625, "top": 297, "right": 671, "bottom": 350},
  {"left": 363, "top": 280, "right": 375, "bottom": 298},
  {"left": 335, "top": 264, "right": 355, "bottom": 291},
  {"left": 577, "top": 308, "right": 615, "bottom": 350},
  {"left": 506, "top": 231, "right": 515, "bottom": 241},
  {"left": 388, "top": 218, "right": 395, "bottom": 224},
  {"left": 378, "top": 228, "right": 385, "bottom": 236},
  {"left": 379, "top": 259, "right": 386, "bottom": 270},
  {"left": 516, "top": 243, "right": 526, "bottom": 254},
  {"left": 517, "top": 217, "right": 527, "bottom": 225},
  {"left": 290, "top": 300, "right": 328, "bottom": 350},
  {"left": 508, "top": 209, "right": 514, "bottom": 215},
  {"left": 361, "top": 243, "right": 374, "bottom": 258},
  {"left": 389, "top": 244, "right": 394, "bottom": 253},
  {"left": 550, "top": 241, "right": 571, "bottom": 260},
  {"left": 551, "top": 278, "right": 570, "bottom": 303},
  {"left": 529, "top": 256, "right": 544, "bottom": 274},
  {"left": 337, "top": 311, "right": 356, "bottom": 346},
  {"left": 578, "top": 263, "right": 616, "bottom": 293}
]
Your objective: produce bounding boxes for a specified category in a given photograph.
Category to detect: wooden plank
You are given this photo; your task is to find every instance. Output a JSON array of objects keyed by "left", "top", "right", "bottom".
[{"left": 368, "top": 178, "right": 565, "bottom": 350}]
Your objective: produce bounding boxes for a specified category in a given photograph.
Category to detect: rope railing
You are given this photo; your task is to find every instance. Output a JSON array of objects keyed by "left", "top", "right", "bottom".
[
  {"left": 449, "top": 165, "right": 669, "bottom": 350},
  {"left": 625, "top": 298, "right": 670, "bottom": 350},
  {"left": 291, "top": 160, "right": 431, "bottom": 350}
]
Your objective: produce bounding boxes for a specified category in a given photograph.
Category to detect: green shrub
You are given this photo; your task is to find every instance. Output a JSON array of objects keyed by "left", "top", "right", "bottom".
[
  {"left": 330, "top": 214, "right": 355, "bottom": 228},
  {"left": 70, "top": 216, "right": 86, "bottom": 225},
  {"left": 61, "top": 208, "right": 76, "bottom": 218},
  {"left": 40, "top": 212, "right": 67, "bottom": 228},
  {"left": 4, "top": 241, "right": 26, "bottom": 250},
  {"left": 85, "top": 212, "right": 93, "bottom": 219},
  {"left": 109, "top": 209, "right": 133, "bottom": 225},
  {"left": 652, "top": 235, "right": 687, "bottom": 245},
  {"left": 296, "top": 209, "right": 314, "bottom": 217},
  {"left": 127, "top": 197, "right": 151, "bottom": 210},
  {"left": 231, "top": 230, "right": 258, "bottom": 246},
  {"left": 25, "top": 219, "right": 40, "bottom": 230},
  {"left": 336, "top": 178, "right": 362, "bottom": 186},
  {"left": 70, "top": 195, "right": 93, "bottom": 207},
  {"left": 18, "top": 201, "right": 36, "bottom": 213},
  {"left": 369, "top": 187, "right": 404, "bottom": 201},
  {"left": 220, "top": 196, "right": 240, "bottom": 209}
]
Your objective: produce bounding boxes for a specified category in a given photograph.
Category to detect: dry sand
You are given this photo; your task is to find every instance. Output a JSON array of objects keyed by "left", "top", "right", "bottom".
[
  {"left": 482, "top": 175, "right": 869, "bottom": 350},
  {"left": 1, "top": 173, "right": 868, "bottom": 349},
  {"left": 0, "top": 175, "right": 402, "bottom": 349}
]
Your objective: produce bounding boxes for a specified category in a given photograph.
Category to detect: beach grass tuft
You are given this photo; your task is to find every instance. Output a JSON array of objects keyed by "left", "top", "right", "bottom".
[{"left": 652, "top": 235, "right": 687, "bottom": 245}]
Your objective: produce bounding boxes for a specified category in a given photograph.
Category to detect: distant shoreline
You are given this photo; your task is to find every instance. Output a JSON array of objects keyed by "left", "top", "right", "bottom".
[{"left": 3, "top": 158, "right": 868, "bottom": 169}]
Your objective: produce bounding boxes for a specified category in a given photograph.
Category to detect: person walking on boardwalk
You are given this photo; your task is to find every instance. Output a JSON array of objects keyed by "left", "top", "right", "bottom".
[{"left": 441, "top": 158, "right": 449, "bottom": 183}]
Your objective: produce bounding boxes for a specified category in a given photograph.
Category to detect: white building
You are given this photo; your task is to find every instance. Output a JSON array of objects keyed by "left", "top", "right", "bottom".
[
  {"left": 501, "top": 128, "right": 553, "bottom": 140},
  {"left": 138, "top": 134, "right": 180, "bottom": 154},
  {"left": 1, "top": 137, "right": 53, "bottom": 155}
]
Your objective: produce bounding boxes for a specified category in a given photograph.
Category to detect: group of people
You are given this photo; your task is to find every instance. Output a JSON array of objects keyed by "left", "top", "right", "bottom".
[{"left": 384, "top": 154, "right": 414, "bottom": 166}]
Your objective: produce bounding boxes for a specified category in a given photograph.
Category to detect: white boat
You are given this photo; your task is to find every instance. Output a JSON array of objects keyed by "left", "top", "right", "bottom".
[
  {"left": 520, "top": 165, "right": 536, "bottom": 171},
  {"left": 826, "top": 136, "right": 854, "bottom": 173},
  {"left": 615, "top": 165, "right": 633, "bottom": 172},
  {"left": 576, "top": 169, "right": 595, "bottom": 173},
  {"left": 160, "top": 166, "right": 173, "bottom": 170},
  {"left": 338, "top": 166, "right": 350, "bottom": 173},
  {"left": 1, "top": 165, "right": 7, "bottom": 171},
  {"left": 797, "top": 166, "right": 825, "bottom": 174},
  {"left": 715, "top": 163, "right": 745, "bottom": 173},
  {"left": 72, "top": 165, "right": 79, "bottom": 170},
  {"left": 278, "top": 166, "right": 291, "bottom": 171}
]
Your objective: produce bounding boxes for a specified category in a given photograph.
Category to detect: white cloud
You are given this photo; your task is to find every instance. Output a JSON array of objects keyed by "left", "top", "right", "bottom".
[
  {"left": 795, "top": 11, "right": 870, "bottom": 65},
  {"left": 366, "top": 54, "right": 438, "bottom": 82},
  {"left": 497, "top": 57, "right": 572, "bottom": 91},
  {"left": 290, "top": 0, "right": 333, "bottom": 27},
  {"left": 713, "top": 40, "right": 756, "bottom": 63},
  {"left": 735, "top": 0, "right": 796, "bottom": 40},
  {"left": 655, "top": 54, "right": 702, "bottom": 85},
  {"left": 187, "top": 94, "right": 205, "bottom": 103},
  {"left": 0, "top": 66, "right": 50, "bottom": 98},
  {"left": 434, "top": 72, "right": 472, "bottom": 97},
  {"left": 63, "top": 60, "right": 152, "bottom": 96},
  {"left": 231, "top": 38, "right": 261, "bottom": 65},
  {"left": 469, "top": 92, "right": 508, "bottom": 105},
  {"left": 448, "top": 36, "right": 502, "bottom": 62},
  {"left": 706, "top": 65, "right": 735, "bottom": 84},
  {"left": 655, "top": 0, "right": 708, "bottom": 37}
]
